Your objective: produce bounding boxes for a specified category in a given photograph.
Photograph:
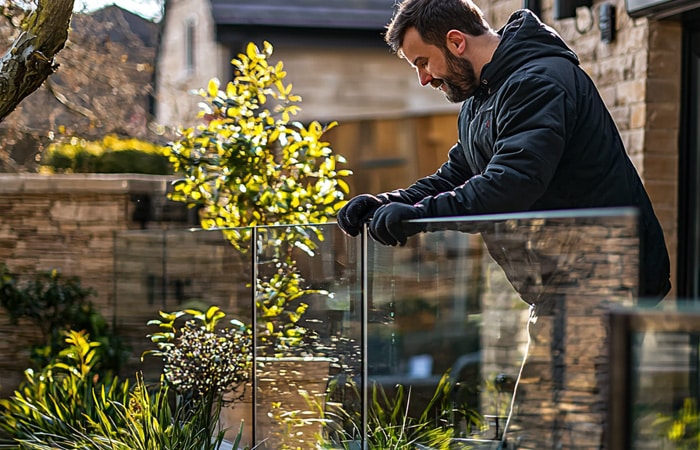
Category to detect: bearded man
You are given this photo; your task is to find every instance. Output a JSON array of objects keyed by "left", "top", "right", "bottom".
[{"left": 336, "top": 0, "right": 671, "bottom": 301}]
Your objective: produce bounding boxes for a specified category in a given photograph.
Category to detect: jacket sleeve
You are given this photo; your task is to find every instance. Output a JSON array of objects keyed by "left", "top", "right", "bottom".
[
  {"left": 381, "top": 140, "right": 476, "bottom": 205},
  {"left": 416, "top": 74, "right": 571, "bottom": 217}
]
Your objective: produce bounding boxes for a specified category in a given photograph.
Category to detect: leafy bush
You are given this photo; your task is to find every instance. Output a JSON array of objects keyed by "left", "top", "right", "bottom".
[
  {"left": 0, "top": 265, "right": 129, "bottom": 375},
  {"left": 165, "top": 41, "right": 352, "bottom": 354},
  {"left": 0, "top": 308, "right": 249, "bottom": 450},
  {"left": 166, "top": 41, "right": 351, "bottom": 244},
  {"left": 83, "top": 373, "right": 244, "bottom": 450},
  {"left": 311, "top": 372, "right": 482, "bottom": 449},
  {"left": 654, "top": 397, "right": 700, "bottom": 449},
  {"left": 0, "top": 330, "right": 130, "bottom": 446},
  {"left": 144, "top": 305, "right": 253, "bottom": 404},
  {"left": 41, "top": 134, "right": 171, "bottom": 174}
]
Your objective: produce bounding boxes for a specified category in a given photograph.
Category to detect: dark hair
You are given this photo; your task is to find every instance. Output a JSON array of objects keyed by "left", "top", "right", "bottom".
[{"left": 385, "top": 0, "right": 490, "bottom": 54}]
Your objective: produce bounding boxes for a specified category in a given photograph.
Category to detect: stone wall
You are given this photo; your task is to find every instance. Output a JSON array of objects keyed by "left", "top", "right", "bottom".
[
  {"left": 0, "top": 173, "right": 185, "bottom": 395},
  {"left": 467, "top": 211, "right": 638, "bottom": 449}
]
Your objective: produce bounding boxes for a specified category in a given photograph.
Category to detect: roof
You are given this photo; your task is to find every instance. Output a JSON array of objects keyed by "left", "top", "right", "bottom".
[
  {"left": 210, "top": 0, "right": 396, "bottom": 30},
  {"left": 72, "top": 5, "right": 160, "bottom": 47}
]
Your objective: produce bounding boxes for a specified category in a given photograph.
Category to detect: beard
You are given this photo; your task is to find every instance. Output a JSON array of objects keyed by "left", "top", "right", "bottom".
[{"left": 437, "top": 51, "right": 479, "bottom": 103}]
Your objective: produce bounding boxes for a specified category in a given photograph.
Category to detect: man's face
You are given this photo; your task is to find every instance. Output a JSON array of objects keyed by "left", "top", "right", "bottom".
[{"left": 400, "top": 27, "right": 478, "bottom": 103}]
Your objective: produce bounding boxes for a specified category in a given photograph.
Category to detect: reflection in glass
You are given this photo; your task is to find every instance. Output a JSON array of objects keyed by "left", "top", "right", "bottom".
[
  {"left": 112, "top": 208, "right": 642, "bottom": 449},
  {"left": 613, "top": 308, "right": 700, "bottom": 450}
]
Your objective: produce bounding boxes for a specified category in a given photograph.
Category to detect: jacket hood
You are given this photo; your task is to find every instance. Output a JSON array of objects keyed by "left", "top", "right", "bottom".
[{"left": 480, "top": 10, "right": 579, "bottom": 92}]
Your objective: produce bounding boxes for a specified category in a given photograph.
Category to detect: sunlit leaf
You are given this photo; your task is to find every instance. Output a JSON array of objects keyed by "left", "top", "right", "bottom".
[{"left": 207, "top": 78, "right": 220, "bottom": 97}]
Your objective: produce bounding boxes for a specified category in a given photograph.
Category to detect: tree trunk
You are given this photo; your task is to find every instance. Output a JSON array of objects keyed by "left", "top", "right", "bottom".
[{"left": 0, "top": 0, "right": 74, "bottom": 122}]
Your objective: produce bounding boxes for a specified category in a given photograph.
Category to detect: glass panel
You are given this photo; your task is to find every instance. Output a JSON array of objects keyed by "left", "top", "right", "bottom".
[
  {"left": 632, "top": 328, "right": 697, "bottom": 447},
  {"left": 113, "top": 229, "right": 167, "bottom": 379},
  {"left": 365, "top": 208, "right": 640, "bottom": 450},
  {"left": 611, "top": 305, "right": 700, "bottom": 450},
  {"left": 114, "top": 207, "right": 643, "bottom": 450},
  {"left": 113, "top": 228, "right": 254, "bottom": 443},
  {"left": 253, "top": 223, "right": 363, "bottom": 449}
]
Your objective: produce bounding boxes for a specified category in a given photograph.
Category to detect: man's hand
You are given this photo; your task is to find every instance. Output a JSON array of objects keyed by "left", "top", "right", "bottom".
[
  {"left": 369, "top": 203, "right": 426, "bottom": 246},
  {"left": 337, "top": 194, "right": 388, "bottom": 236}
]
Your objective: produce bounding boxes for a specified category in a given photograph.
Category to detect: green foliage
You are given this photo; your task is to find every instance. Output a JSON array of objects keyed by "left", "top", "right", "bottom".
[
  {"left": 166, "top": 41, "right": 351, "bottom": 249},
  {"left": 136, "top": 306, "right": 252, "bottom": 449},
  {"left": 255, "top": 254, "right": 331, "bottom": 353},
  {"left": 41, "top": 134, "right": 171, "bottom": 175},
  {"left": 0, "top": 265, "right": 129, "bottom": 375},
  {"left": 143, "top": 305, "right": 253, "bottom": 403},
  {"left": 654, "top": 397, "right": 700, "bottom": 448},
  {"left": 77, "top": 373, "right": 237, "bottom": 450},
  {"left": 0, "top": 330, "right": 130, "bottom": 446},
  {"left": 164, "top": 41, "right": 352, "bottom": 354},
  {"left": 0, "top": 310, "right": 248, "bottom": 450},
  {"left": 313, "top": 372, "right": 482, "bottom": 450}
]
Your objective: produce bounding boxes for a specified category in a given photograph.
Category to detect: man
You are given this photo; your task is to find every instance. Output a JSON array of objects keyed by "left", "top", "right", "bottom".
[{"left": 336, "top": 0, "right": 671, "bottom": 300}]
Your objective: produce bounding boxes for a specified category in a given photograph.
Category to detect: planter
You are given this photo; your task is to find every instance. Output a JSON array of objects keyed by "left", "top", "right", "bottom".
[{"left": 219, "top": 356, "right": 334, "bottom": 449}]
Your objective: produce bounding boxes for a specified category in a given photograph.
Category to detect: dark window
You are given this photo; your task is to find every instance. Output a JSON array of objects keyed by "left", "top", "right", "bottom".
[
  {"left": 679, "top": 17, "right": 700, "bottom": 298},
  {"left": 185, "top": 20, "right": 196, "bottom": 74}
]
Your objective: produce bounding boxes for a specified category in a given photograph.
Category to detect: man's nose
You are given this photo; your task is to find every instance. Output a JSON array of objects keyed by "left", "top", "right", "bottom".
[{"left": 417, "top": 68, "right": 433, "bottom": 87}]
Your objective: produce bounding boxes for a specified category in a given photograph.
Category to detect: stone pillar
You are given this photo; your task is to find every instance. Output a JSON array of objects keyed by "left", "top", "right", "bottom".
[{"left": 479, "top": 214, "right": 638, "bottom": 449}]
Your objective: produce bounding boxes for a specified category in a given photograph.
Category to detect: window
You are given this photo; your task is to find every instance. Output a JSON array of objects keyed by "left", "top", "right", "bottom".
[
  {"left": 185, "top": 19, "right": 196, "bottom": 75},
  {"left": 679, "top": 19, "right": 700, "bottom": 298}
]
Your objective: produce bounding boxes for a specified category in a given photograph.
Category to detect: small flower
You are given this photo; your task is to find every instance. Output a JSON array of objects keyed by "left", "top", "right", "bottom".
[{"left": 161, "top": 320, "right": 252, "bottom": 400}]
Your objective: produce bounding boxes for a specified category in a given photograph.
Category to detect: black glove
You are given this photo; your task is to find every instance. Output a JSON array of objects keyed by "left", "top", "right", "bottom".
[
  {"left": 337, "top": 194, "right": 389, "bottom": 236},
  {"left": 368, "top": 203, "right": 426, "bottom": 246}
]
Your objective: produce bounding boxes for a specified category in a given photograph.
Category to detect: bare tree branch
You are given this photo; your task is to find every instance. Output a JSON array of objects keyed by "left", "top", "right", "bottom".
[
  {"left": 45, "top": 78, "right": 100, "bottom": 125},
  {"left": 0, "top": 0, "right": 74, "bottom": 122}
]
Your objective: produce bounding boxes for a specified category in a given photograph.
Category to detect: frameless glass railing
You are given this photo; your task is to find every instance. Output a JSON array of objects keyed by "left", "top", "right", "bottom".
[
  {"left": 609, "top": 301, "right": 700, "bottom": 450},
  {"left": 113, "top": 207, "right": 646, "bottom": 450},
  {"left": 113, "top": 228, "right": 253, "bottom": 379}
]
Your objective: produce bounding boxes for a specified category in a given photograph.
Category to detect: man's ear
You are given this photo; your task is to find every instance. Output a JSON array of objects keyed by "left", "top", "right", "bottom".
[{"left": 446, "top": 29, "right": 466, "bottom": 56}]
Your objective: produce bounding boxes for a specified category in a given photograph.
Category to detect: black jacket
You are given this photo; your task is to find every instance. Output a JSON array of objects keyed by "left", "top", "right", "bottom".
[{"left": 384, "top": 10, "right": 671, "bottom": 299}]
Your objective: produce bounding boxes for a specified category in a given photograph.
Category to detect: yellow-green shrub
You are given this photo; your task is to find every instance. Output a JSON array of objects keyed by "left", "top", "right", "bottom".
[{"left": 41, "top": 135, "right": 171, "bottom": 175}]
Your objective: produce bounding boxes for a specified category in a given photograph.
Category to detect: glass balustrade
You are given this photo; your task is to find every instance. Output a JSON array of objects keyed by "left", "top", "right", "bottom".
[
  {"left": 609, "top": 302, "right": 700, "bottom": 450},
  {"left": 113, "top": 207, "right": 653, "bottom": 449}
]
